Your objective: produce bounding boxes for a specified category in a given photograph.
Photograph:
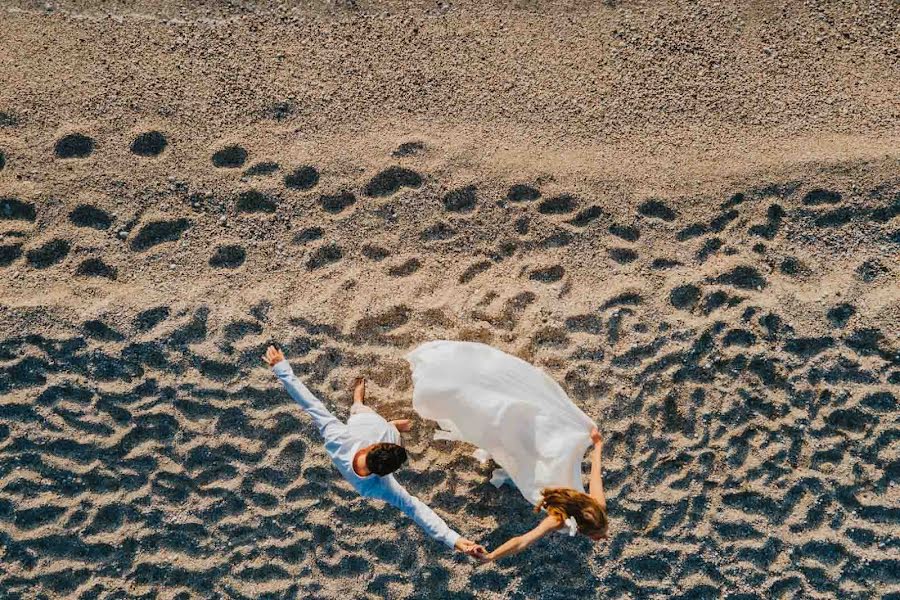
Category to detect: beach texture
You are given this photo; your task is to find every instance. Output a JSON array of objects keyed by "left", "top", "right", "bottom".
[{"left": 1, "top": 1, "right": 899, "bottom": 598}]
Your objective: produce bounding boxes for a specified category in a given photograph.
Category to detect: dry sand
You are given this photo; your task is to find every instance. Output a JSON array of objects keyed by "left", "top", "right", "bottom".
[{"left": 1, "top": 1, "right": 899, "bottom": 599}]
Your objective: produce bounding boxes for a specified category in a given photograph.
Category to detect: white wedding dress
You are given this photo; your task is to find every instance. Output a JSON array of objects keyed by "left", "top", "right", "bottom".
[{"left": 406, "top": 340, "right": 596, "bottom": 505}]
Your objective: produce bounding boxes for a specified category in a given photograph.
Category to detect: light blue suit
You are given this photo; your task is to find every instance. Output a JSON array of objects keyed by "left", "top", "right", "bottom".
[{"left": 273, "top": 360, "right": 460, "bottom": 549}]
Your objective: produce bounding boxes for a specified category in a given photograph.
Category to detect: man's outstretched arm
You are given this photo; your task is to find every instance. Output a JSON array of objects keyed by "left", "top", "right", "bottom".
[
  {"left": 263, "top": 346, "right": 342, "bottom": 440},
  {"left": 379, "top": 478, "right": 485, "bottom": 557}
]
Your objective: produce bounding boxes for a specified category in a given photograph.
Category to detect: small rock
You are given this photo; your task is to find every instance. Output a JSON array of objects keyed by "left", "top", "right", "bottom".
[{"left": 117, "top": 230, "right": 128, "bottom": 239}]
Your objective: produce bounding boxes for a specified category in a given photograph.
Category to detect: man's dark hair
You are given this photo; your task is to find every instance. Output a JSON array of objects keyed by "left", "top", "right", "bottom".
[{"left": 366, "top": 443, "right": 408, "bottom": 476}]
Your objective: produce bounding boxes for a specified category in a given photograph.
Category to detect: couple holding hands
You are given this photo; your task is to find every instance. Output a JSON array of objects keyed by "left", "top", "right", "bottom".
[{"left": 263, "top": 339, "right": 608, "bottom": 563}]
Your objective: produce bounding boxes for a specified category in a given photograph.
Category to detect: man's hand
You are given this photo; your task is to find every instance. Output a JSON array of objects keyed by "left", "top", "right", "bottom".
[
  {"left": 455, "top": 537, "right": 487, "bottom": 559},
  {"left": 390, "top": 419, "right": 413, "bottom": 433},
  {"left": 590, "top": 426, "right": 602, "bottom": 447},
  {"left": 262, "top": 345, "right": 285, "bottom": 367}
]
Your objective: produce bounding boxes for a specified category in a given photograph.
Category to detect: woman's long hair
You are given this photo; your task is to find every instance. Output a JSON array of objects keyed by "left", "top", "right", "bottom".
[{"left": 536, "top": 487, "right": 608, "bottom": 538}]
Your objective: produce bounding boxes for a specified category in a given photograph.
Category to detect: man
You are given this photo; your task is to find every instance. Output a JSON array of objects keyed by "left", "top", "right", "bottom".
[{"left": 263, "top": 345, "right": 485, "bottom": 557}]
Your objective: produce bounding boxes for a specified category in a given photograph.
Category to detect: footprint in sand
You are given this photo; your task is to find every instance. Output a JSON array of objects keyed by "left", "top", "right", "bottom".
[
  {"left": 211, "top": 144, "right": 248, "bottom": 168},
  {"left": 55, "top": 133, "right": 94, "bottom": 159}
]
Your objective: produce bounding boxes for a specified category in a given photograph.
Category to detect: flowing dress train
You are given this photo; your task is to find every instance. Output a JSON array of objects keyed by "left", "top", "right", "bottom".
[{"left": 406, "top": 340, "right": 595, "bottom": 505}]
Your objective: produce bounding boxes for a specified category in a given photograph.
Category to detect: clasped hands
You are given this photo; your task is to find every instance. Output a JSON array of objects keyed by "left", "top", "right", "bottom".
[{"left": 455, "top": 537, "right": 488, "bottom": 561}]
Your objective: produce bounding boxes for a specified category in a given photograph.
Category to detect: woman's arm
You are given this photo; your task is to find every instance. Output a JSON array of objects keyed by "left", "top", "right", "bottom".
[
  {"left": 589, "top": 427, "right": 606, "bottom": 510},
  {"left": 482, "top": 516, "right": 560, "bottom": 563}
]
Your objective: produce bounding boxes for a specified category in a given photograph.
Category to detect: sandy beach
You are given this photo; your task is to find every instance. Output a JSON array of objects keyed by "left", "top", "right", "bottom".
[{"left": 1, "top": 1, "right": 899, "bottom": 598}]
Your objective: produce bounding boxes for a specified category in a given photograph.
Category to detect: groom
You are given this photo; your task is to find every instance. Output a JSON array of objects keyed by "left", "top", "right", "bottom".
[{"left": 263, "top": 345, "right": 485, "bottom": 557}]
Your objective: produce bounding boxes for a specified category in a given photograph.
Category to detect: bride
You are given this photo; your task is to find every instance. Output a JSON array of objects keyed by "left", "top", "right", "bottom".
[{"left": 406, "top": 340, "right": 608, "bottom": 562}]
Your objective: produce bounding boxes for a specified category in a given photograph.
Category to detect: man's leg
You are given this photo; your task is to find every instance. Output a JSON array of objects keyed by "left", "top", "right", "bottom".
[
  {"left": 350, "top": 376, "right": 410, "bottom": 429},
  {"left": 350, "top": 377, "right": 376, "bottom": 416},
  {"left": 353, "top": 376, "right": 366, "bottom": 405}
]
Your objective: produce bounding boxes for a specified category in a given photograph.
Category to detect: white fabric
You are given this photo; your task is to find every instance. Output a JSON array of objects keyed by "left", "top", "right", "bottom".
[
  {"left": 347, "top": 407, "right": 400, "bottom": 446},
  {"left": 349, "top": 403, "right": 377, "bottom": 416},
  {"left": 472, "top": 448, "right": 491, "bottom": 464},
  {"left": 563, "top": 516, "right": 578, "bottom": 536},
  {"left": 406, "top": 340, "right": 596, "bottom": 506},
  {"left": 489, "top": 468, "right": 511, "bottom": 488}
]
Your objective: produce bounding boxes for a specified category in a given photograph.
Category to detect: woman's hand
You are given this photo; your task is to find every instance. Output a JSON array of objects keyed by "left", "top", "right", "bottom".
[{"left": 590, "top": 426, "right": 602, "bottom": 447}]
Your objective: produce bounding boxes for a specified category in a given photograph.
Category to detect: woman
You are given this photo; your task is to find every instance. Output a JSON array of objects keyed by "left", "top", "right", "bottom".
[{"left": 406, "top": 340, "right": 608, "bottom": 562}]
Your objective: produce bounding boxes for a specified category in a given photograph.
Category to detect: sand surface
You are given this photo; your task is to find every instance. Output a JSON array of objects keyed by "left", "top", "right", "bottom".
[{"left": 1, "top": 1, "right": 899, "bottom": 599}]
